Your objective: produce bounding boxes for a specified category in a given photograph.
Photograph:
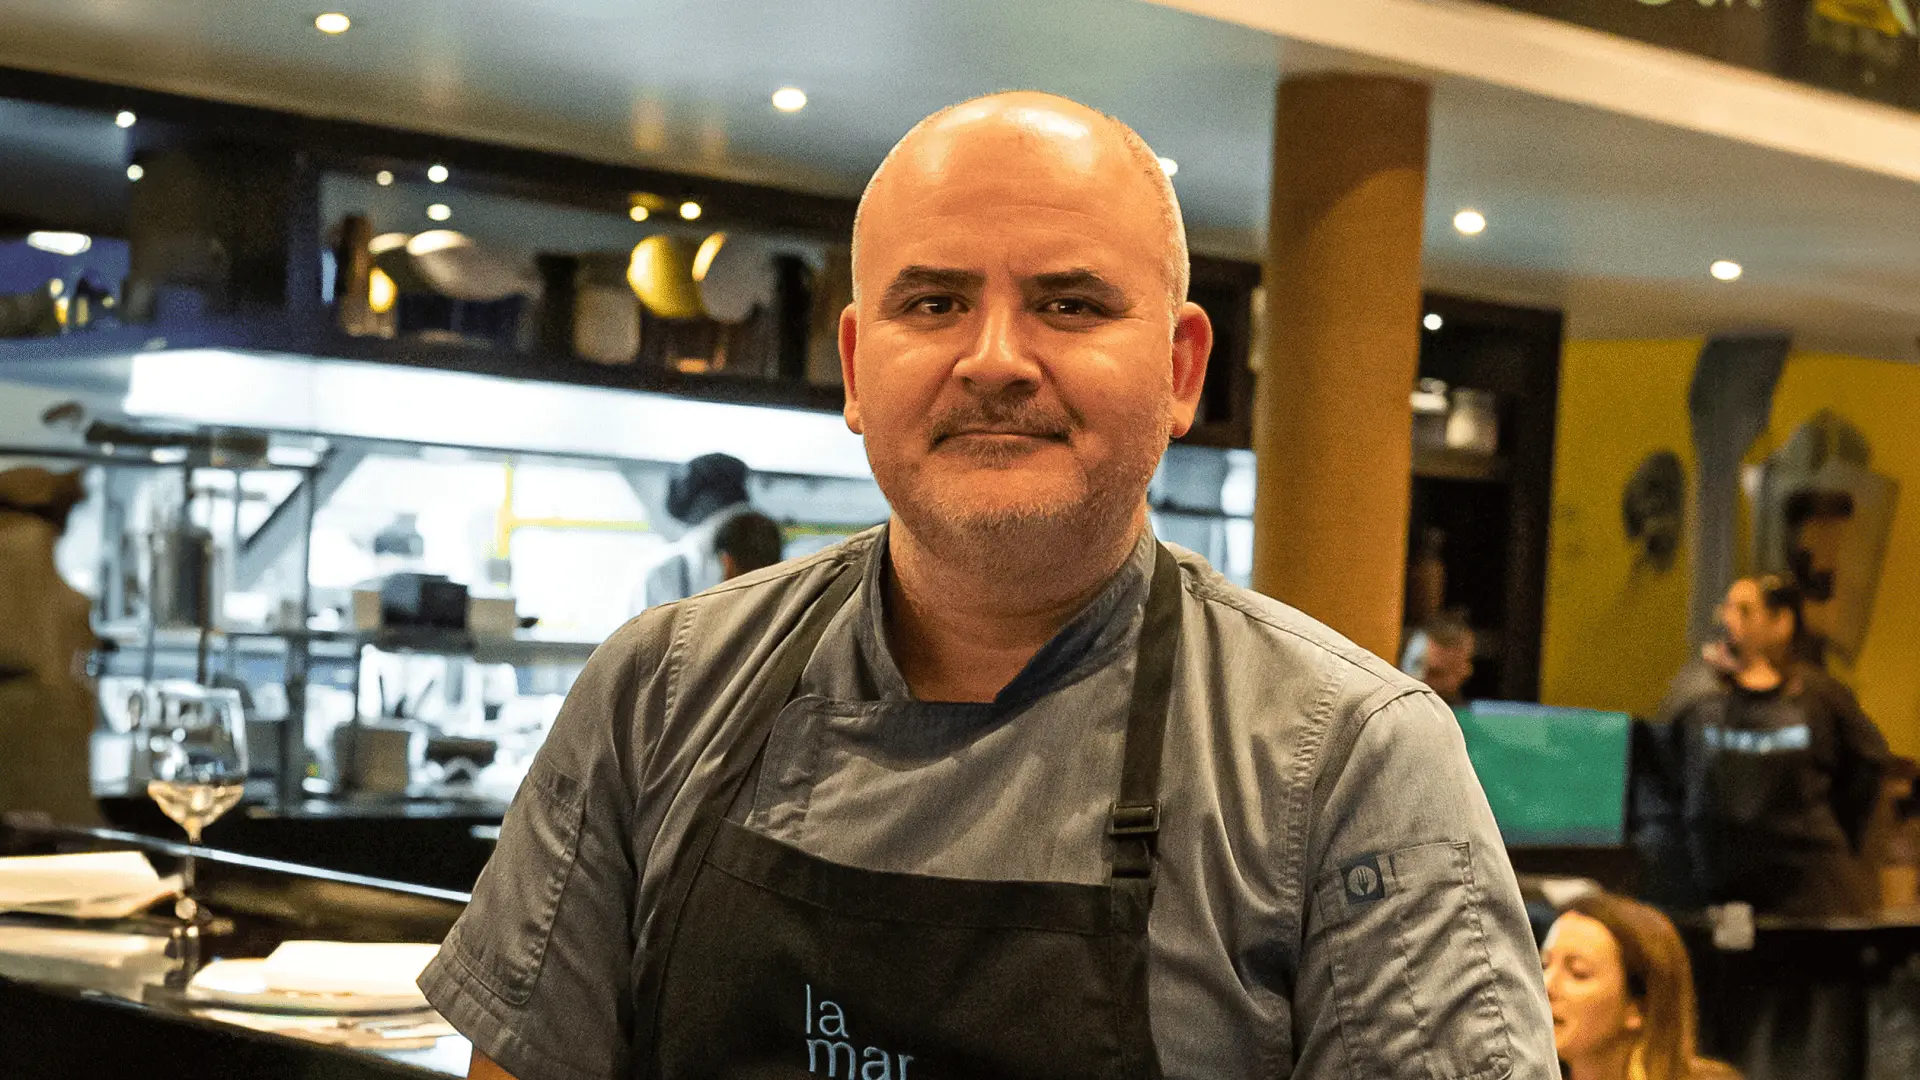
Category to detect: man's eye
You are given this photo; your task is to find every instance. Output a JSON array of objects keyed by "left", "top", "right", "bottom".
[
  {"left": 910, "top": 296, "right": 958, "bottom": 316},
  {"left": 1043, "top": 297, "right": 1104, "bottom": 318}
]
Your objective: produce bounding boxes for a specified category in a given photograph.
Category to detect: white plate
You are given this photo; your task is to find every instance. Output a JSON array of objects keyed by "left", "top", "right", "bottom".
[{"left": 186, "top": 958, "right": 430, "bottom": 1015}]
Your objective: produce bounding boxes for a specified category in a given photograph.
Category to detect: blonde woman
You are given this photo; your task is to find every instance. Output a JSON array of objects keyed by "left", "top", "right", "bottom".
[{"left": 1542, "top": 893, "right": 1740, "bottom": 1080}]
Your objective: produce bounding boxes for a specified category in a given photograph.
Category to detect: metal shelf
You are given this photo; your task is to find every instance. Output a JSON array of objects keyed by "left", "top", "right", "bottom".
[{"left": 97, "top": 623, "right": 601, "bottom": 666}]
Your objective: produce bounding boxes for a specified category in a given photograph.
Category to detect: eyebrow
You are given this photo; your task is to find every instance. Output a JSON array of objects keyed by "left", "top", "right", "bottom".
[
  {"left": 879, "top": 266, "right": 986, "bottom": 309},
  {"left": 1027, "top": 269, "right": 1134, "bottom": 312}
]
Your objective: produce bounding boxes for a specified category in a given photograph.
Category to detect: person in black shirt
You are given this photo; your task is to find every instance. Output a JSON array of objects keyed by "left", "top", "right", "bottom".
[{"left": 1644, "top": 575, "right": 1892, "bottom": 916}]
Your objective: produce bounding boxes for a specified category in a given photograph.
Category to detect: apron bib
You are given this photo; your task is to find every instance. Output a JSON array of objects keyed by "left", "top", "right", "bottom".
[{"left": 632, "top": 545, "right": 1183, "bottom": 1079}]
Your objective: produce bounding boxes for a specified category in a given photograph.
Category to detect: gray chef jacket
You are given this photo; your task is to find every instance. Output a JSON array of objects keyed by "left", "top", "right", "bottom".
[{"left": 421, "top": 525, "right": 1556, "bottom": 1080}]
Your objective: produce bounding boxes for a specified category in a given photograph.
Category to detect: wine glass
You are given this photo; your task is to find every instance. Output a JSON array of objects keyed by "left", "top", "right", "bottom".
[{"left": 139, "top": 681, "right": 247, "bottom": 934}]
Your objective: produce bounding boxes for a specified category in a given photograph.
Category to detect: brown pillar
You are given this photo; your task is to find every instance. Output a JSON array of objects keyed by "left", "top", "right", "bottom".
[{"left": 1253, "top": 74, "right": 1431, "bottom": 661}]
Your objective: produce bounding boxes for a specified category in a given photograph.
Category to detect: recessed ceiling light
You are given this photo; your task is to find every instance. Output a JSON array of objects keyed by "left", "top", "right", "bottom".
[
  {"left": 629, "top": 205, "right": 649, "bottom": 222},
  {"left": 427, "top": 164, "right": 449, "bottom": 184},
  {"left": 375, "top": 169, "right": 394, "bottom": 186},
  {"left": 679, "top": 200, "right": 702, "bottom": 221},
  {"left": 1710, "top": 259, "right": 1743, "bottom": 281},
  {"left": 771, "top": 87, "right": 808, "bottom": 113},
  {"left": 1157, "top": 156, "right": 1178, "bottom": 177},
  {"left": 1453, "top": 209, "right": 1487, "bottom": 236},
  {"left": 426, "top": 203, "right": 451, "bottom": 222},
  {"left": 315, "top": 12, "right": 351, "bottom": 34},
  {"left": 115, "top": 110, "right": 136, "bottom": 129},
  {"left": 26, "top": 231, "right": 92, "bottom": 256},
  {"left": 126, "top": 164, "right": 145, "bottom": 182},
  {"left": 1423, "top": 313, "right": 1444, "bottom": 332}
]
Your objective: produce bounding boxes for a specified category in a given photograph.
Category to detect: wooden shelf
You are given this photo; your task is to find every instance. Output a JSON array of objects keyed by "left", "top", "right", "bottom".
[{"left": 0, "top": 314, "right": 846, "bottom": 415}]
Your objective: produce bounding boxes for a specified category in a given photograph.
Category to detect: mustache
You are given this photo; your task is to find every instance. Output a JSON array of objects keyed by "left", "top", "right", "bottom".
[{"left": 928, "top": 397, "right": 1077, "bottom": 444}]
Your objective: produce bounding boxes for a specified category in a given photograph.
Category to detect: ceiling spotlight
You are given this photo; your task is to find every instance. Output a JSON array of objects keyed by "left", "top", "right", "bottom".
[
  {"left": 375, "top": 169, "right": 394, "bottom": 186},
  {"left": 679, "top": 200, "right": 702, "bottom": 221},
  {"left": 1710, "top": 259, "right": 1743, "bottom": 282},
  {"left": 1423, "top": 313, "right": 1444, "bottom": 332},
  {"left": 26, "top": 231, "right": 92, "bottom": 256},
  {"left": 427, "top": 164, "right": 449, "bottom": 183},
  {"left": 1157, "top": 156, "right": 1178, "bottom": 177},
  {"left": 1453, "top": 209, "right": 1487, "bottom": 236},
  {"left": 771, "top": 87, "right": 808, "bottom": 113},
  {"left": 426, "top": 203, "right": 451, "bottom": 222},
  {"left": 629, "top": 205, "right": 650, "bottom": 222},
  {"left": 115, "top": 110, "right": 136, "bottom": 129},
  {"left": 126, "top": 164, "right": 145, "bottom": 182},
  {"left": 315, "top": 12, "right": 351, "bottom": 34}
]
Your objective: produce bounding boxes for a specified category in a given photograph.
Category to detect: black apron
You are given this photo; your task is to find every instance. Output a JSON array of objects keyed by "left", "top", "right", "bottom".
[{"left": 631, "top": 545, "right": 1183, "bottom": 1080}]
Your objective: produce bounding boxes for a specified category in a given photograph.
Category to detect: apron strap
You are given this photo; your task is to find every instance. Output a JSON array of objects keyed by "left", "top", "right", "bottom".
[{"left": 1108, "top": 544, "right": 1182, "bottom": 881}]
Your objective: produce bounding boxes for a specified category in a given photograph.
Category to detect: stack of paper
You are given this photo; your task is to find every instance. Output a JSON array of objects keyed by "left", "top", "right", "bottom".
[
  {"left": 0, "top": 924, "right": 174, "bottom": 999},
  {"left": 0, "top": 851, "right": 179, "bottom": 919},
  {"left": 188, "top": 941, "right": 440, "bottom": 1014}
]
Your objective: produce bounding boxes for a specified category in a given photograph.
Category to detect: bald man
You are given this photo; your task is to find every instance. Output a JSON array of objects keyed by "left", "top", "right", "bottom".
[{"left": 426, "top": 93, "right": 1554, "bottom": 1080}]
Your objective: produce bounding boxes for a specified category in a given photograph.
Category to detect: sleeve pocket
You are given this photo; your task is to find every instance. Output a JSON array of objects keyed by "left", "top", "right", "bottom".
[
  {"left": 450, "top": 757, "right": 588, "bottom": 1006},
  {"left": 1315, "top": 840, "right": 1514, "bottom": 1080}
]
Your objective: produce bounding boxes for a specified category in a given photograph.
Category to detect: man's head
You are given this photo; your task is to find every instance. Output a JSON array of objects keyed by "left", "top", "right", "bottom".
[
  {"left": 714, "top": 511, "right": 785, "bottom": 581},
  {"left": 840, "top": 92, "right": 1211, "bottom": 561},
  {"left": 1719, "top": 575, "right": 1802, "bottom": 667},
  {"left": 1418, "top": 610, "right": 1477, "bottom": 706}
]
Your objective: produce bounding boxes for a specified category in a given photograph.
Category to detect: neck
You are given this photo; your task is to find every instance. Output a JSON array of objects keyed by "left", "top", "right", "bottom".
[
  {"left": 883, "top": 511, "right": 1145, "bottom": 703},
  {"left": 1734, "top": 652, "right": 1785, "bottom": 691},
  {"left": 1565, "top": 1041, "right": 1637, "bottom": 1080}
]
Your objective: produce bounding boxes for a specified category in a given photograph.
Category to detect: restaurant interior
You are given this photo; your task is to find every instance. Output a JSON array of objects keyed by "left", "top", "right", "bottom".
[{"left": 2, "top": 1, "right": 1919, "bottom": 1077}]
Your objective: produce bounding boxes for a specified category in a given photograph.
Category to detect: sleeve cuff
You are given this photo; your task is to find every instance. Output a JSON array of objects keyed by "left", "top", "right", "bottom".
[{"left": 419, "top": 946, "right": 605, "bottom": 1080}]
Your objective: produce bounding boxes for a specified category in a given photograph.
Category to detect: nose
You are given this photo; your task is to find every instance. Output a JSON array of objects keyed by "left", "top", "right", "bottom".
[{"left": 951, "top": 296, "right": 1041, "bottom": 395}]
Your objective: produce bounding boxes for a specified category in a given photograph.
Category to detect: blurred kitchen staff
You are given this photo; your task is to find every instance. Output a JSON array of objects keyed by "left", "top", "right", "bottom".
[
  {"left": 713, "top": 510, "right": 785, "bottom": 581},
  {"left": 640, "top": 452, "right": 753, "bottom": 607},
  {"left": 0, "top": 466, "right": 102, "bottom": 826},
  {"left": 426, "top": 92, "right": 1555, "bottom": 1080}
]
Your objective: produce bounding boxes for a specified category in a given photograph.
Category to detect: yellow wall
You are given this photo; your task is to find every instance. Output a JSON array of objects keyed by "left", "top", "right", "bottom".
[
  {"left": 1541, "top": 342, "right": 1920, "bottom": 760},
  {"left": 1759, "top": 353, "right": 1920, "bottom": 760},
  {"left": 1540, "top": 340, "right": 1699, "bottom": 719}
]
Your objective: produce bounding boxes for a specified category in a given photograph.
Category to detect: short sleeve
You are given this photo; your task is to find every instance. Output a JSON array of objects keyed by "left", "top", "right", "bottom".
[
  {"left": 420, "top": 617, "right": 660, "bottom": 1080},
  {"left": 1291, "top": 690, "right": 1558, "bottom": 1080}
]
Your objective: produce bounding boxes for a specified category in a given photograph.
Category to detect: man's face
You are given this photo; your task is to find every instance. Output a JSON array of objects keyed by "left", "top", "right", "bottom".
[
  {"left": 1719, "top": 580, "right": 1792, "bottom": 660},
  {"left": 1422, "top": 636, "right": 1475, "bottom": 702},
  {"left": 841, "top": 109, "right": 1209, "bottom": 543}
]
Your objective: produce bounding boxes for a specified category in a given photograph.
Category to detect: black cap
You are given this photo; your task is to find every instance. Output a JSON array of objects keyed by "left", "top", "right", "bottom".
[{"left": 666, "top": 453, "right": 750, "bottom": 524}]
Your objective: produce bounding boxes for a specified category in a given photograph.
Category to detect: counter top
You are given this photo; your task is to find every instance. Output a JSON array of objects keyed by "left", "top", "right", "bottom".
[{"left": 0, "top": 821, "right": 471, "bottom": 1079}]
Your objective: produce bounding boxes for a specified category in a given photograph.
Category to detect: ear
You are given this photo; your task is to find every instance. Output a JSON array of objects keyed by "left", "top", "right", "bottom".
[
  {"left": 1624, "top": 1000, "right": 1644, "bottom": 1033},
  {"left": 719, "top": 552, "right": 740, "bottom": 582},
  {"left": 1167, "top": 301, "right": 1213, "bottom": 438},
  {"left": 839, "top": 303, "right": 864, "bottom": 435}
]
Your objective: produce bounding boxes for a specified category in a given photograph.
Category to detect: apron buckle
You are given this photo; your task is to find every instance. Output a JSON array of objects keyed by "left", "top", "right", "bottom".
[{"left": 1108, "top": 803, "right": 1161, "bottom": 837}]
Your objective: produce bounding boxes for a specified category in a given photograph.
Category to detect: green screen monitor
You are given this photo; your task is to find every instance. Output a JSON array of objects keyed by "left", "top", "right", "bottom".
[{"left": 1454, "top": 701, "right": 1630, "bottom": 847}]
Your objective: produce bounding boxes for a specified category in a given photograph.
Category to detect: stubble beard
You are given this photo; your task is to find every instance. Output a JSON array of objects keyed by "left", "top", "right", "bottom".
[{"left": 875, "top": 408, "right": 1172, "bottom": 582}]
